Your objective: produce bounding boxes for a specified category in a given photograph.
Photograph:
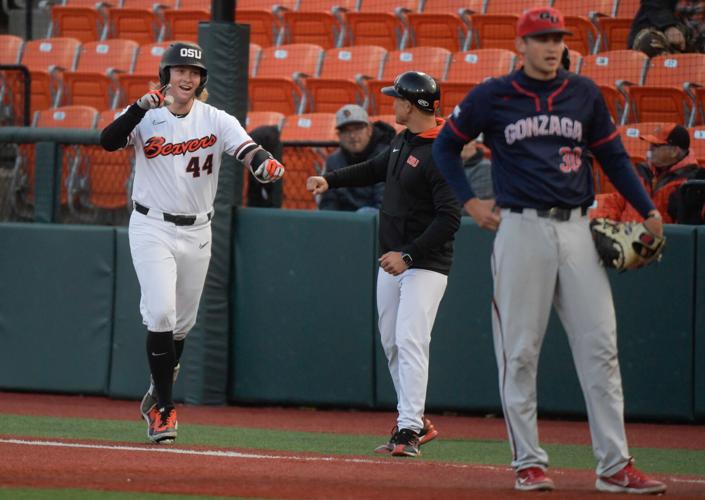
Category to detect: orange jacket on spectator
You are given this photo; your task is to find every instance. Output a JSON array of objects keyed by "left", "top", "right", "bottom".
[{"left": 590, "top": 151, "right": 705, "bottom": 223}]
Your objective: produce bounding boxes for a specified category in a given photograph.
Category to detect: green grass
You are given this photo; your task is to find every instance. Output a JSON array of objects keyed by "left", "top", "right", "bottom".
[{"left": 1, "top": 414, "right": 703, "bottom": 476}]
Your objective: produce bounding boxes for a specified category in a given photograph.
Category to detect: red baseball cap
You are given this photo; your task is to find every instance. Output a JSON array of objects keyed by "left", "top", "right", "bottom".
[
  {"left": 639, "top": 123, "right": 690, "bottom": 149},
  {"left": 517, "top": 7, "right": 572, "bottom": 38}
]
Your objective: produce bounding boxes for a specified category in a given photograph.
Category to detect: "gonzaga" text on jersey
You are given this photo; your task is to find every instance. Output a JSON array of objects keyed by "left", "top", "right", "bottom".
[
  {"left": 504, "top": 115, "right": 582, "bottom": 145},
  {"left": 144, "top": 134, "right": 217, "bottom": 158}
]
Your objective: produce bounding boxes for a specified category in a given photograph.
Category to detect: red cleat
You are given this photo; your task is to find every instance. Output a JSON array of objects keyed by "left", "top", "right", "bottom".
[
  {"left": 515, "top": 467, "right": 555, "bottom": 491},
  {"left": 596, "top": 461, "right": 666, "bottom": 495}
]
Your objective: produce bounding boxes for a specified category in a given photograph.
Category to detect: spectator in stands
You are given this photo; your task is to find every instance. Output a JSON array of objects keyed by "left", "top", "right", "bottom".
[
  {"left": 318, "top": 104, "right": 395, "bottom": 212},
  {"left": 628, "top": 0, "right": 705, "bottom": 56},
  {"left": 591, "top": 124, "right": 705, "bottom": 222},
  {"left": 461, "top": 140, "right": 494, "bottom": 200},
  {"left": 247, "top": 125, "right": 284, "bottom": 208}
]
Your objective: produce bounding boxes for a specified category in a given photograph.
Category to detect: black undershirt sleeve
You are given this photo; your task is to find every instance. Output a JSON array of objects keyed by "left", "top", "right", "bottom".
[{"left": 100, "top": 103, "right": 147, "bottom": 151}]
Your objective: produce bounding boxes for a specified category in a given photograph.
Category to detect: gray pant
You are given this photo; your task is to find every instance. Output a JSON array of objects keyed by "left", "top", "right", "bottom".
[{"left": 491, "top": 208, "right": 631, "bottom": 476}]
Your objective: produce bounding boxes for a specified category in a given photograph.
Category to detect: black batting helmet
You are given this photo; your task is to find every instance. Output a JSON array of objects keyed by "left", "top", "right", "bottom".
[
  {"left": 381, "top": 71, "right": 440, "bottom": 114},
  {"left": 159, "top": 41, "right": 208, "bottom": 96}
]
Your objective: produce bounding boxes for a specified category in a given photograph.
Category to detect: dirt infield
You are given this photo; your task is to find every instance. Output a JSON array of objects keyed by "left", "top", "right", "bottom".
[
  {"left": 2, "top": 391, "right": 702, "bottom": 449},
  {"left": 0, "top": 392, "right": 703, "bottom": 499}
]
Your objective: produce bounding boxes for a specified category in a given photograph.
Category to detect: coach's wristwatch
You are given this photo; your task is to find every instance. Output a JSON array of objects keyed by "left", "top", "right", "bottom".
[{"left": 401, "top": 253, "right": 413, "bottom": 267}]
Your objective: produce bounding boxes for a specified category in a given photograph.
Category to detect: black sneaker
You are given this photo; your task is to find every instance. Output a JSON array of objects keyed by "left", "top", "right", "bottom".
[
  {"left": 391, "top": 428, "right": 420, "bottom": 457},
  {"left": 374, "top": 424, "right": 398, "bottom": 454}
]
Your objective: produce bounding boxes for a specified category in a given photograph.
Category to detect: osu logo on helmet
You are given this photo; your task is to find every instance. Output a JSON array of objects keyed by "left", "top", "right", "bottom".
[{"left": 180, "top": 47, "right": 201, "bottom": 59}]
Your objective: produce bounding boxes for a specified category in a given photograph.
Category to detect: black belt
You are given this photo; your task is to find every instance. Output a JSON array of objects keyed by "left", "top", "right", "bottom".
[
  {"left": 509, "top": 206, "right": 589, "bottom": 221},
  {"left": 134, "top": 202, "right": 212, "bottom": 226}
]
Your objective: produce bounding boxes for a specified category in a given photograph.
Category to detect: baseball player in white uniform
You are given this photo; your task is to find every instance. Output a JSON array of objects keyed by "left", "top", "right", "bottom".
[{"left": 100, "top": 41, "right": 285, "bottom": 444}]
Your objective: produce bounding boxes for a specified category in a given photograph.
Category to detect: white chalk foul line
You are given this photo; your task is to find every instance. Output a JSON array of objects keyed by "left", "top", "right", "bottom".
[
  {"left": 2, "top": 438, "right": 702, "bottom": 486},
  {"left": 0, "top": 438, "right": 504, "bottom": 472}
]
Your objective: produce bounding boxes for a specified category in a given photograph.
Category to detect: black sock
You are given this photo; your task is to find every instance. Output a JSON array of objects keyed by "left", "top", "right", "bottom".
[
  {"left": 147, "top": 330, "right": 176, "bottom": 409},
  {"left": 174, "top": 338, "right": 185, "bottom": 365}
]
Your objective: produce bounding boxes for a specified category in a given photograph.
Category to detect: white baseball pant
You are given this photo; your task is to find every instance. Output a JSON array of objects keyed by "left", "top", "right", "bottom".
[
  {"left": 377, "top": 267, "right": 447, "bottom": 433},
  {"left": 129, "top": 210, "right": 212, "bottom": 339}
]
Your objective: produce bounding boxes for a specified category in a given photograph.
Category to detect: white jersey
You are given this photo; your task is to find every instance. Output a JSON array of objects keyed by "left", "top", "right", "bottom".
[{"left": 128, "top": 99, "right": 253, "bottom": 215}]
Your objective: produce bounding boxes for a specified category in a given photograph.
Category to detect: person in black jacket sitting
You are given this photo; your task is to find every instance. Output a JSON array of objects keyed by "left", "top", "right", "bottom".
[
  {"left": 307, "top": 71, "right": 461, "bottom": 458},
  {"left": 628, "top": 0, "right": 705, "bottom": 56},
  {"left": 318, "top": 104, "right": 395, "bottom": 212}
]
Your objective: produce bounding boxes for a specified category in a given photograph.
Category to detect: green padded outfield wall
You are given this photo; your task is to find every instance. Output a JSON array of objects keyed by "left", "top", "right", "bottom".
[
  {"left": 537, "top": 225, "right": 696, "bottom": 421},
  {"left": 695, "top": 228, "right": 705, "bottom": 419},
  {"left": 0, "top": 223, "right": 114, "bottom": 394},
  {"left": 231, "top": 208, "right": 378, "bottom": 407},
  {"left": 376, "top": 222, "right": 696, "bottom": 420},
  {"left": 108, "top": 228, "right": 185, "bottom": 402},
  {"left": 374, "top": 219, "right": 501, "bottom": 412}
]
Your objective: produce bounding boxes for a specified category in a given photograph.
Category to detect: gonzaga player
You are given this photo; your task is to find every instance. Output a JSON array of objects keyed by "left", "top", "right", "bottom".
[
  {"left": 100, "top": 42, "right": 284, "bottom": 444},
  {"left": 433, "top": 7, "right": 666, "bottom": 495}
]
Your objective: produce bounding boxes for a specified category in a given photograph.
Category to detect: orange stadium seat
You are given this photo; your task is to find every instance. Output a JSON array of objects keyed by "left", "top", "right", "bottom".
[
  {"left": 12, "top": 105, "right": 98, "bottom": 213},
  {"left": 304, "top": 45, "right": 387, "bottom": 113},
  {"left": 469, "top": 0, "right": 550, "bottom": 49},
  {"left": 615, "top": 0, "right": 640, "bottom": 16},
  {"left": 236, "top": 2, "right": 291, "bottom": 47},
  {"left": 0, "top": 35, "right": 24, "bottom": 123},
  {"left": 164, "top": 7, "right": 210, "bottom": 42},
  {"left": 689, "top": 126, "right": 705, "bottom": 165},
  {"left": 0, "top": 34, "right": 22, "bottom": 64},
  {"left": 596, "top": 0, "right": 638, "bottom": 50},
  {"left": 107, "top": 0, "right": 175, "bottom": 45},
  {"left": 579, "top": 50, "right": 648, "bottom": 123},
  {"left": 62, "top": 39, "right": 138, "bottom": 110},
  {"left": 626, "top": 54, "right": 705, "bottom": 125},
  {"left": 693, "top": 87, "right": 705, "bottom": 126},
  {"left": 562, "top": 16, "right": 601, "bottom": 55},
  {"left": 249, "top": 43, "right": 324, "bottom": 115},
  {"left": 48, "top": 0, "right": 112, "bottom": 43},
  {"left": 552, "top": 0, "right": 616, "bottom": 17},
  {"left": 246, "top": 111, "right": 286, "bottom": 132},
  {"left": 116, "top": 41, "right": 169, "bottom": 106},
  {"left": 597, "top": 17, "right": 632, "bottom": 51},
  {"left": 280, "top": 113, "right": 338, "bottom": 209},
  {"left": 237, "top": 0, "right": 298, "bottom": 9},
  {"left": 367, "top": 46, "right": 450, "bottom": 114},
  {"left": 469, "top": 14, "right": 519, "bottom": 50},
  {"left": 15, "top": 37, "right": 81, "bottom": 114},
  {"left": 549, "top": 0, "right": 614, "bottom": 54},
  {"left": 483, "top": 0, "right": 550, "bottom": 15},
  {"left": 407, "top": 0, "right": 483, "bottom": 51},
  {"left": 345, "top": 0, "right": 419, "bottom": 50},
  {"left": 282, "top": 0, "right": 358, "bottom": 49},
  {"left": 72, "top": 108, "right": 135, "bottom": 211},
  {"left": 440, "top": 48, "right": 516, "bottom": 116},
  {"left": 249, "top": 42, "right": 262, "bottom": 76}
]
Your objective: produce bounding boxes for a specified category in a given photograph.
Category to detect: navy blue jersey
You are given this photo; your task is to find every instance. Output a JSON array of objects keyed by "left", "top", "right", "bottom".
[{"left": 434, "top": 69, "right": 654, "bottom": 216}]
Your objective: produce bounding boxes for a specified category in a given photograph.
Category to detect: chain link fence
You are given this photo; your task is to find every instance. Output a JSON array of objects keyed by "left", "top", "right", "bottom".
[
  {"left": 1, "top": 133, "right": 336, "bottom": 223},
  {"left": 1, "top": 141, "right": 135, "bottom": 225}
]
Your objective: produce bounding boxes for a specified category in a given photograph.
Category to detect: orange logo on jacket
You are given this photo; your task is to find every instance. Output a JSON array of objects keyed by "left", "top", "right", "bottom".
[
  {"left": 407, "top": 155, "right": 419, "bottom": 167},
  {"left": 144, "top": 134, "right": 217, "bottom": 158}
]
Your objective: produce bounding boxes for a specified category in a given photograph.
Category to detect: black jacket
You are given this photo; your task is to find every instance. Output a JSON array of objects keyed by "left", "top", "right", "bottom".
[
  {"left": 320, "top": 121, "right": 395, "bottom": 211},
  {"left": 628, "top": 0, "right": 680, "bottom": 47},
  {"left": 324, "top": 119, "right": 461, "bottom": 275}
]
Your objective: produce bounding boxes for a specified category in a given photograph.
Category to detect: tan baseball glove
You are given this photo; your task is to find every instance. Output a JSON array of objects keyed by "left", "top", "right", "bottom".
[{"left": 589, "top": 218, "right": 666, "bottom": 271}]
